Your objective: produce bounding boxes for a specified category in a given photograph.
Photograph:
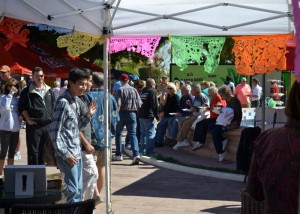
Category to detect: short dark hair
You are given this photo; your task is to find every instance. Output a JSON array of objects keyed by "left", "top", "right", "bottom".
[
  {"left": 81, "top": 68, "right": 93, "bottom": 76},
  {"left": 252, "top": 78, "right": 260, "bottom": 85},
  {"left": 92, "top": 72, "right": 104, "bottom": 86},
  {"left": 32, "top": 67, "right": 43, "bottom": 75},
  {"left": 226, "top": 75, "right": 232, "bottom": 82},
  {"left": 68, "top": 67, "right": 89, "bottom": 84}
]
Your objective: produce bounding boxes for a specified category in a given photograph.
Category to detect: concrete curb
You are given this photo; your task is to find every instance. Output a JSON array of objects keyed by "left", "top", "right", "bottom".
[{"left": 124, "top": 149, "right": 244, "bottom": 182}]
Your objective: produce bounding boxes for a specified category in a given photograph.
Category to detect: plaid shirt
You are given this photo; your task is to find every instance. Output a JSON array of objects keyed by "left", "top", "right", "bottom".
[
  {"left": 49, "top": 91, "right": 91, "bottom": 160},
  {"left": 115, "top": 84, "right": 142, "bottom": 111}
]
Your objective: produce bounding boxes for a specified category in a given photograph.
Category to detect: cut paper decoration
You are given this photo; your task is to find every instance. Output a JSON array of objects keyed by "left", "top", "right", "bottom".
[
  {"left": 232, "top": 34, "right": 292, "bottom": 76},
  {"left": 57, "top": 31, "right": 106, "bottom": 57},
  {"left": 0, "top": 17, "right": 30, "bottom": 51},
  {"left": 292, "top": 0, "right": 300, "bottom": 83},
  {"left": 109, "top": 37, "right": 161, "bottom": 60},
  {"left": 170, "top": 36, "right": 225, "bottom": 72}
]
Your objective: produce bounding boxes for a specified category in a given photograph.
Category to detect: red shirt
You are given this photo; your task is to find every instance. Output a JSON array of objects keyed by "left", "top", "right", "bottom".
[{"left": 210, "top": 95, "right": 226, "bottom": 119}]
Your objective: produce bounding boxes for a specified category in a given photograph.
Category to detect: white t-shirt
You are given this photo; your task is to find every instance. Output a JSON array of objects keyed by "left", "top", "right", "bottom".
[{"left": 251, "top": 85, "right": 262, "bottom": 101}]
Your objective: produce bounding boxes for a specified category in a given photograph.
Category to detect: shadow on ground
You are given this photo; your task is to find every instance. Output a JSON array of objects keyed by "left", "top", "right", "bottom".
[{"left": 113, "top": 163, "right": 245, "bottom": 202}]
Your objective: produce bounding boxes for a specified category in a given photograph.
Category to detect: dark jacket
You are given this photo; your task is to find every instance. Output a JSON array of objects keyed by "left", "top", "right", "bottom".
[
  {"left": 163, "top": 94, "right": 180, "bottom": 118},
  {"left": 236, "top": 127, "right": 261, "bottom": 174},
  {"left": 178, "top": 94, "right": 193, "bottom": 117},
  {"left": 18, "top": 83, "right": 55, "bottom": 125},
  {"left": 138, "top": 87, "right": 159, "bottom": 120}
]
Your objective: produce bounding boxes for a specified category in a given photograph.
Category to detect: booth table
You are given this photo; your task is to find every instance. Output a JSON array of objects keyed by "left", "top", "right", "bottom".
[{"left": 0, "top": 183, "right": 67, "bottom": 214}]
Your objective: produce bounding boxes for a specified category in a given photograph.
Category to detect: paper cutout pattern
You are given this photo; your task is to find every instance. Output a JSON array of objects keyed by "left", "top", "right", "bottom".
[
  {"left": 0, "top": 17, "right": 30, "bottom": 51},
  {"left": 232, "top": 34, "right": 291, "bottom": 76},
  {"left": 57, "top": 31, "right": 106, "bottom": 56},
  {"left": 170, "top": 36, "right": 225, "bottom": 73},
  {"left": 109, "top": 37, "right": 161, "bottom": 60}
]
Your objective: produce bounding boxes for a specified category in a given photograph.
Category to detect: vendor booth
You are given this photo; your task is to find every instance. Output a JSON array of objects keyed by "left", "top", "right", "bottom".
[{"left": 0, "top": 1, "right": 297, "bottom": 213}]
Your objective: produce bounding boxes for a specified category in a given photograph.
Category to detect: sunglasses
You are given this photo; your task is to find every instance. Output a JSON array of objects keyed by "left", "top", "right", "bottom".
[
  {"left": 167, "top": 87, "right": 173, "bottom": 90},
  {"left": 35, "top": 75, "right": 44, "bottom": 78}
]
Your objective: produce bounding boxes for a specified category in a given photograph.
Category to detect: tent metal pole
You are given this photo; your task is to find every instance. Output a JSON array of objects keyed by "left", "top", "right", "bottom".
[
  {"left": 113, "top": 17, "right": 163, "bottom": 30},
  {"left": 21, "top": 0, "right": 48, "bottom": 17},
  {"left": 48, "top": 6, "right": 104, "bottom": 20},
  {"left": 107, "top": 0, "right": 121, "bottom": 27},
  {"left": 170, "top": 17, "right": 224, "bottom": 30},
  {"left": 227, "top": 14, "right": 291, "bottom": 30},
  {"left": 167, "top": 3, "right": 223, "bottom": 17},
  {"left": 111, "top": 6, "right": 161, "bottom": 17},
  {"left": 227, "top": 3, "right": 288, "bottom": 15},
  {"left": 62, "top": 0, "right": 103, "bottom": 28},
  {"left": 262, "top": 74, "right": 266, "bottom": 131},
  {"left": 103, "top": 38, "right": 113, "bottom": 214}
]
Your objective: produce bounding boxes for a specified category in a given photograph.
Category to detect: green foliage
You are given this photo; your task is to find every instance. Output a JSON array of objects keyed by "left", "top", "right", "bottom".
[
  {"left": 138, "top": 67, "right": 166, "bottom": 82},
  {"left": 220, "top": 67, "right": 243, "bottom": 85},
  {"left": 219, "top": 38, "right": 235, "bottom": 64}
]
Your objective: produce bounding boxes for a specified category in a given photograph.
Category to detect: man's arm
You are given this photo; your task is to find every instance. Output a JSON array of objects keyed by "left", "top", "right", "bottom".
[
  {"left": 18, "top": 88, "right": 37, "bottom": 125},
  {"left": 80, "top": 132, "right": 95, "bottom": 154}
]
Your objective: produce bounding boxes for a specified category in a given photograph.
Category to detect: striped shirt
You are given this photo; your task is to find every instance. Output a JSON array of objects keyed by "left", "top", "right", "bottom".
[
  {"left": 49, "top": 91, "right": 91, "bottom": 160},
  {"left": 115, "top": 84, "right": 142, "bottom": 111}
]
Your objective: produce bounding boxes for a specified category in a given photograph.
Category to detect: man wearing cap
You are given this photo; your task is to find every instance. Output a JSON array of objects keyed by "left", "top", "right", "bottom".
[
  {"left": 114, "top": 74, "right": 142, "bottom": 165},
  {"left": 19, "top": 67, "right": 55, "bottom": 165},
  {"left": 0, "top": 65, "right": 13, "bottom": 93},
  {"left": 235, "top": 77, "right": 252, "bottom": 108}
]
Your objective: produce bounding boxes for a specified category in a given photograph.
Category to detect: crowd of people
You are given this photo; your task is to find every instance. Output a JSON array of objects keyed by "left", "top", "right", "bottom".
[{"left": 1, "top": 63, "right": 295, "bottom": 210}]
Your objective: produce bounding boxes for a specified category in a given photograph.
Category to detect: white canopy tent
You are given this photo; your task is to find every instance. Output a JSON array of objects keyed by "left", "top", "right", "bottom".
[
  {"left": 0, "top": 1, "right": 294, "bottom": 213},
  {"left": 0, "top": 0, "right": 293, "bottom": 36}
]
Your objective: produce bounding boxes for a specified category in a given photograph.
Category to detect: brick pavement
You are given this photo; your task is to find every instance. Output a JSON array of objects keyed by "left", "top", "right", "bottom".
[{"left": 1, "top": 129, "right": 246, "bottom": 214}]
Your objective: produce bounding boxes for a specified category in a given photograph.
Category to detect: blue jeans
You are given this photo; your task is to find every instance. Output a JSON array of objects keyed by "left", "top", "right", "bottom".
[
  {"left": 193, "top": 119, "right": 216, "bottom": 144},
  {"left": 56, "top": 156, "right": 83, "bottom": 203},
  {"left": 115, "top": 111, "right": 140, "bottom": 157},
  {"left": 155, "top": 117, "right": 173, "bottom": 145},
  {"left": 211, "top": 125, "right": 228, "bottom": 154},
  {"left": 139, "top": 118, "right": 156, "bottom": 154},
  {"left": 168, "top": 117, "right": 185, "bottom": 140}
]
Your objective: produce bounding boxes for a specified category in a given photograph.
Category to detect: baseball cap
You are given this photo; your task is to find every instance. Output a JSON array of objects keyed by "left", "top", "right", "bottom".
[
  {"left": 162, "top": 76, "right": 168, "bottom": 80},
  {"left": 119, "top": 74, "right": 129, "bottom": 81},
  {"left": 0, "top": 65, "right": 10, "bottom": 73}
]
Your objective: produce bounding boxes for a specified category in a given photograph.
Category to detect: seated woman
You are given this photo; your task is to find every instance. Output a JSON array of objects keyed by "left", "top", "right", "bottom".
[
  {"left": 211, "top": 86, "right": 242, "bottom": 162},
  {"left": 165, "top": 84, "right": 193, "bottom": 146},
  {"left": 154, "top": 82, "right": 180, "bottom": 147},
  {"left": 192, "top": 87, "right": 226, "bottom": 151},
  {"left": 246, "top": 81, "right": 300, "bottom": 214}
]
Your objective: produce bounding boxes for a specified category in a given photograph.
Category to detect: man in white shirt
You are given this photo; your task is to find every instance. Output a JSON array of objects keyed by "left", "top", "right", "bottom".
[{"left": 250, "top": 78, "right": 262, "bottom": 107}]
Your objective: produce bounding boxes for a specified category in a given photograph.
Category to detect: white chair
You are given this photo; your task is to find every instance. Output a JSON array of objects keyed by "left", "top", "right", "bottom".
[
  {"left": 254, "top": 107, "right": 276, "bottom": 130},
  {"left": 240, "top": 108, "right": 256, "bottom": 127}
]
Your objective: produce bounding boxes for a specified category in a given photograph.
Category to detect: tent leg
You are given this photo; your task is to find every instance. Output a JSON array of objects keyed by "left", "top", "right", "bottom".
[
  {"left": 262, "top": 74, "right": 266, "bottom": 131},
  {"left": 103, "top": 39, "right": 113, "bottom": 214}
]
